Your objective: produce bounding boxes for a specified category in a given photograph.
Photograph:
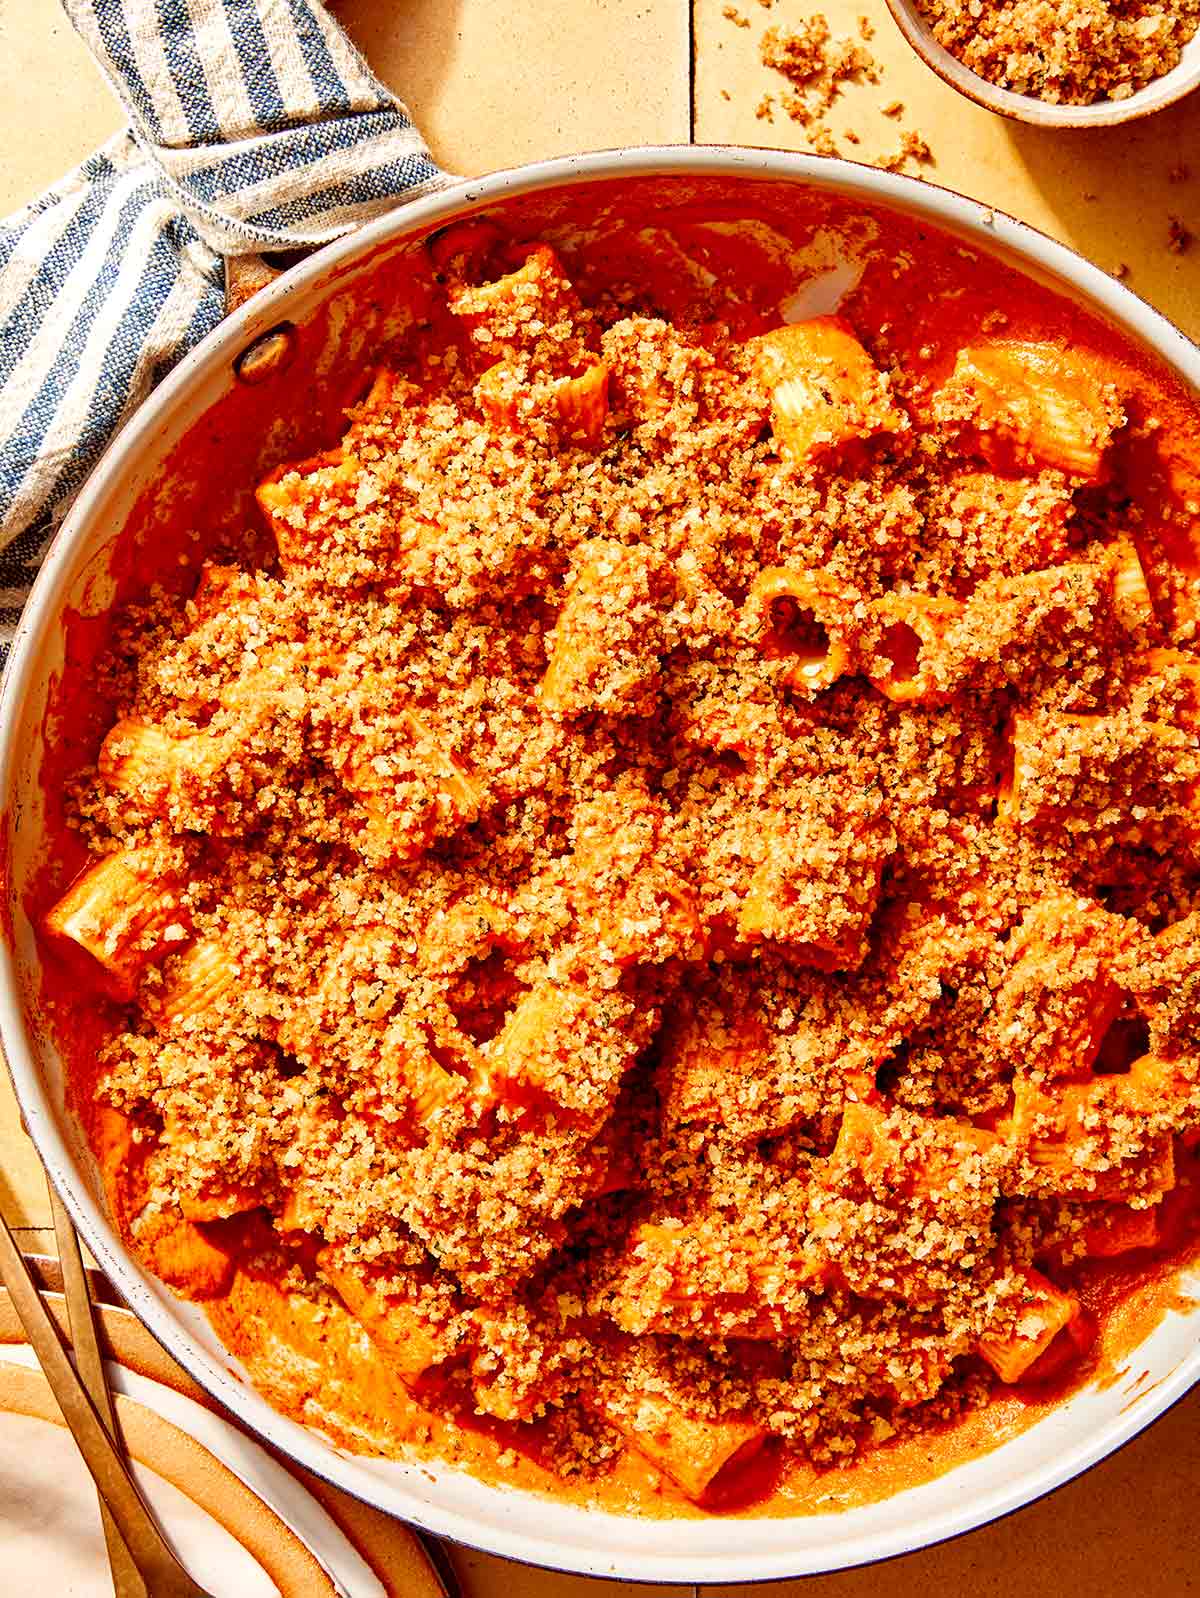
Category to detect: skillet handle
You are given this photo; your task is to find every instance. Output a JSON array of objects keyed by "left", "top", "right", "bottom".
[{"left": 224, "top": 256, "right": 289, "bottom": 316}]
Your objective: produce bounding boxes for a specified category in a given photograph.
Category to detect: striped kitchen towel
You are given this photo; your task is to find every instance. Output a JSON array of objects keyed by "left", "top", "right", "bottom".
[{"left": 0, "top": 0, "right": 446, "bottom": 661}]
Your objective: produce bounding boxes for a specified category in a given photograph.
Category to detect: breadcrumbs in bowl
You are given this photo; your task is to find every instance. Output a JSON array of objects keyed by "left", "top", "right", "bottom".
[{"left": 882, "top": 0, "right": 1200, "bottom": 125}]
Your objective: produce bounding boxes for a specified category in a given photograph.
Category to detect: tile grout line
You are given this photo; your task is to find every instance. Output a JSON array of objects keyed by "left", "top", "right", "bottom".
[{"left": 687, "top": 0, "right": 697, "bottom": 142}]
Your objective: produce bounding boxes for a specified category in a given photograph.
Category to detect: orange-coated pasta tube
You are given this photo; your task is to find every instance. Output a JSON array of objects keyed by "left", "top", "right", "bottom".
[
  {"left": 156, "top": 936, "right": 241, "bottom": 1028},
  {"left": 867, "top": 591, "right": 962, "bottom": 703},
  {"left": 932, "top": 341, "right": 1124, "bottom": 481},
  {"left": 742, "top": 566, "right": 856, "bottom": 693},
  {"left": 744, "top": 318, "right": 907, "bottom": 466},
  {"left": 1008, "top": 1056, "right": 1183, "bottom": 1200},
  {"left": 318, "top": 1246, "right": 456, "bottom": 1386},
  {"left": 992, "top": 894, "right": 1129, "bottom": 1083},
  {"left": 978, "top": 1267, "right": 1079, "bottom": 1382},
  {"left": 44, "top": 848, "right": 189, "bottom": 995},
  {"left": 599, "top": 1389, "right": 768, "bottom": 1503}
]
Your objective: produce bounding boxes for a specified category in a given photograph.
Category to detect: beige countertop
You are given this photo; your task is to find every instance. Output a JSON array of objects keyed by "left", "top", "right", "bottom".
[{"left": 1, "top": 3, "right": 1197, "bottom": 1594}]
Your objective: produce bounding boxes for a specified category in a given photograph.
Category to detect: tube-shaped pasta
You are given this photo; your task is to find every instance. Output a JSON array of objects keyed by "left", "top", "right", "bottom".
[
  {"left": 477, "top": 358, "right": 609, "bottom": 447},
  {"left": 100, "top": 705, "right": 293, "bottom": 829},
  {"left": 99, "top": 715, "right": 233, "bottom": 820},
  {"left": 318, "top": 1246, "right": 455, "bottom": 1385},
  {"left": 540, "top": 538, "right": 671, "bottom": 717},
  {"left": 992, "top": 894, "right": 1128, "bottom": 1083},
  {"left": 191, "top": 561, "right": 273, "bottom": 621},
  {"left": 94, "top": 1105, "right": 235, "bottom": 1297},
  {"left": 998, "top": 709, "right": 1200, "bottom": 853},
  {"left": 448, "top": 243, "right": 581, "bottom": 353},
  {"left": 830, "top": 1101, "right": 998, "bottom": 1200},
  {"left": 660, "top": 989, "right": 772, "bottom": 1129},
  {"left": 933, "top": 341, "right": 1125, "bottom": 481},
  {"left": 609, "top": 1219, "right": 827, "bottom": 1340},
  {"left": 44, "top": 848, "right": 189, "bottom": 994},
  {"left": 742, "top": 566, "right": 855, "bottom": 693},
  {"left": 427, "top": 217, "right": 503, "bottom": 276},
  {"left": 553, "top": 362, "right": 609, "bottom": 445},
  {"left": 867, "top": 591, "right": 963, "bottom": 703},
  {"left": 381, "top": 1020, "right": 465, "bottom": 1127},
  {"left": 157, "top": 936, "right": 241, "bottom": 1027},
  {"left": 977, "top": 1267, "right": 1079, "bottom": 1382},
  {"left": 339, "top": 706, "right": 480, "bottom": 862},
  {"left": 598, "top": 1389, "right": 768, "bottom": 1504},
  {"left": 1008, "top": 1057, "right": 1182, "bottom": 1200},
  {"left": 1106, "top": 536, "right": 1155, "bottom": 631},
  {"left": 737, "top": 803, "right": 887, "bottom": 970},
  {"left": 468, "top": 1302, "right": 556, "bottom": 1423},
  {"left": 98, "top": 717, "right": 180, "bottom": 799},
  {"left": 137, "top": 1211, "right": 238, "bottom": 1298},
  {"left": 566, "top": 779, "right": 701, "bottom": 966},
  {"left": 478, "top": 976, "right": 652, "bottom": 1127},
  {"left": 745, "top": 318, "right": 907, "bottom": 466},
  {"left": 256, "top": 449, "right": 362, "bottom": 575}
]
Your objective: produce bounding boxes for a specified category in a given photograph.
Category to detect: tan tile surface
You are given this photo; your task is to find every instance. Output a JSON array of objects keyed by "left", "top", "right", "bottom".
[
  {"left": 0, "top": 1064, "right": 50, "bottom": 1229},
  {"left": 695, "top": 0, "right": 1200, "bottom": 339},
  {"left": 1, "top": 4, "right": 1198, "bottom": 1596},
  {"left": 447, "top": 1546, "right": 693, "bottom": 1598},
  {"left": 0, "top": 2, "right": 122, "bottom": 216},
  {"left": 0, "top": 0, "right": 690, "bottom": 219},
  {"left": 332, "top": 0, "right": 691, "bottom": 174}
]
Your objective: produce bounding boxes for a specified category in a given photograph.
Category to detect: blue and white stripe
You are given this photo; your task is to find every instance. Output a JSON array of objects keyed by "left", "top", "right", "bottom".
[{"left": 0, "top": 0, "right": 445, "bottom": 660}]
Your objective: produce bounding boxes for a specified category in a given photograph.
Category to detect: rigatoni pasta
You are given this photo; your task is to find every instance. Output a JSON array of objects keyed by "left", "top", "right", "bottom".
[{"left": 41, "top": 220, "right": 1200, "bottom": 1516}]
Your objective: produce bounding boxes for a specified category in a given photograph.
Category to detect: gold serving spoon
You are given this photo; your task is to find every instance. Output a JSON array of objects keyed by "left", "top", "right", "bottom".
[
  {"left": 48, "top": 1182, "right": 148, "bottom": 1598},
  {"left": 0, "top": 1200, "right": 214, "bottom": 1598}
]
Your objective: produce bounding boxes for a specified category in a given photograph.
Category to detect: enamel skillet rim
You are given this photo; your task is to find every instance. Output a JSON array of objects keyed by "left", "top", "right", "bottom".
[{"left": 2, "top": 145, "right": 1200, "bottom": 1584}]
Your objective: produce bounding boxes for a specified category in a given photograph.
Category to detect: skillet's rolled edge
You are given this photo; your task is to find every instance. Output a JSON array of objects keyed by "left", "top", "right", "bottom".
[{"left": 2, "top": 146, "right": 1200, "bottom": 1586}]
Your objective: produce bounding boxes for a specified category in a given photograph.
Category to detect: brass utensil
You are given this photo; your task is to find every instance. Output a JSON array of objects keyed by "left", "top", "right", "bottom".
[
  {"left": 0, "top": 1204, "right": 214, "bottom": 1598},
  {"left": 48, "top": 1182, "right": 148, "bottom": 1598}
]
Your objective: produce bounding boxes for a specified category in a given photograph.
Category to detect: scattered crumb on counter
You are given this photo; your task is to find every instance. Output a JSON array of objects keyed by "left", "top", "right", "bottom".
[
  {"left": 877, "top": 131, "right": 934, "bottom": 172},
  {"left": 745, "top": 13, "right": 933, "bottom": 174}
]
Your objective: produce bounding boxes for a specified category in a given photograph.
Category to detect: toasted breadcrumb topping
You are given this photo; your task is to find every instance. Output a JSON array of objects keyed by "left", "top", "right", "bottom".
[{"left": 59, "top": 233, "right": 1200, "bottom": 1501}]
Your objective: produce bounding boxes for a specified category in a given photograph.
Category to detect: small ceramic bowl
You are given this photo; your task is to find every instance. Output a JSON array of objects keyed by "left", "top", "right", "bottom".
[{"left": 882, "top": 0, "right": 1200, "bottom": 127}]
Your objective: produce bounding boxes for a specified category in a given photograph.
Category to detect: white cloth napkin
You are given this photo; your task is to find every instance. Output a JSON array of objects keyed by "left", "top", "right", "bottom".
[{"left": 0, "top": 0, "right": 447, "bottom": 660}]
